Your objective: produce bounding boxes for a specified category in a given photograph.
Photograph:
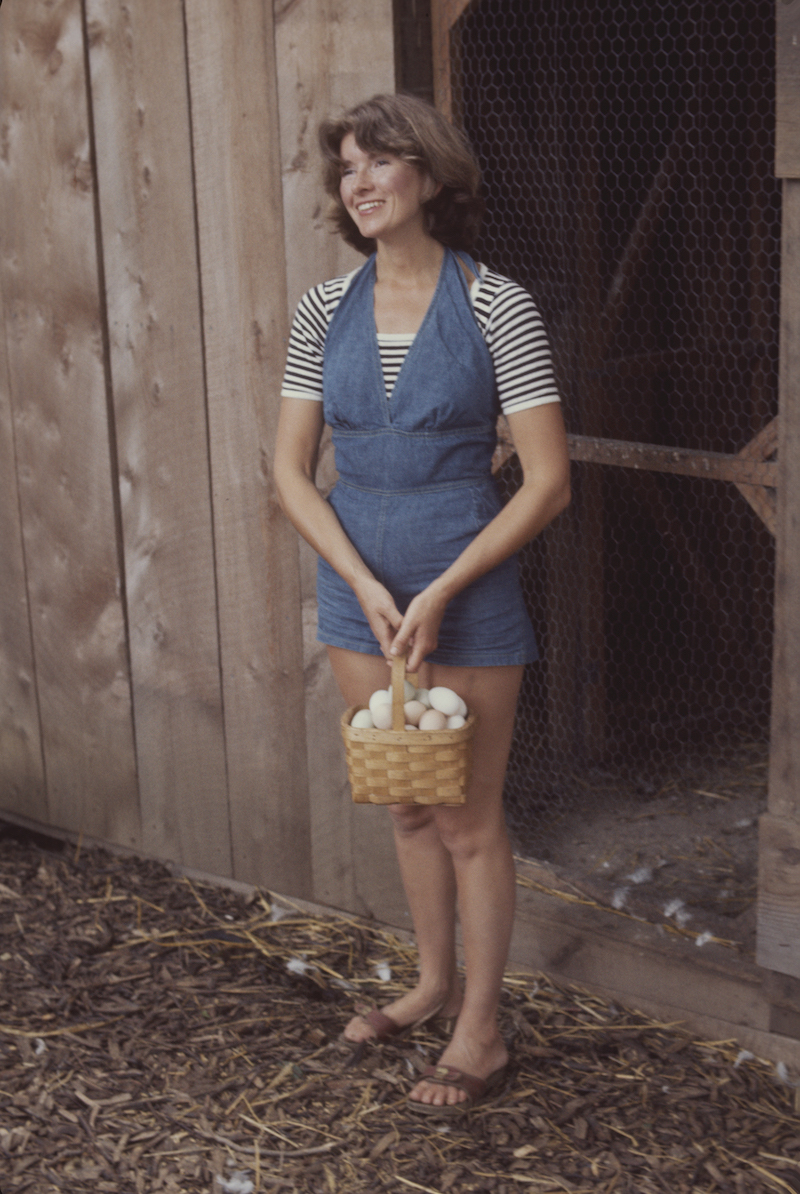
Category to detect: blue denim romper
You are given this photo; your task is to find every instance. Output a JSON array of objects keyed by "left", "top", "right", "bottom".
[{"left": 317, "top": 246, "right": 538, "bottom": 667}]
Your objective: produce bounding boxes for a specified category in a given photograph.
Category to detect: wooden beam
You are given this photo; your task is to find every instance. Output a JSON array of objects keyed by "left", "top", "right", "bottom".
[
  {"left": 777, "top": 0, "right": 800, "bottom": 179},
  {"left": 767, "top": 179, "right": 800, "bottom": 822},
  {"left": 757, "top": 179, "right": 800, "bottom": 976},
  {"left": 184, "top": 0, "right": 313, "bottom": 896},
  {"left": 0, "top": 0, "right": 139, "bottom": 845},
  {"left": 566, "top": 434, "right": 777, "bottom": 487},
  {"left": 431, "top": 0, "right": 472, "bottom": 120},
  {"left": 86, "top": 0, "right": 230, "bottom": 871}
]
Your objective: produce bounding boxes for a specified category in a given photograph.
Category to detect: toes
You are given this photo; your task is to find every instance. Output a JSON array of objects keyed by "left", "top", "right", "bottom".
[
  {"left": 343, "top": 1016, "right": 373, "bottom": 1043},
  {"left": 411, "top": 1080, "right": 465, "bottom": 1107}
]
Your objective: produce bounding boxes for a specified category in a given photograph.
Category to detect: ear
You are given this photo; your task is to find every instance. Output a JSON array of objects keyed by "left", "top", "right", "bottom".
[{"left": 423, "top": 177, "right": 444, "bottom": 203}]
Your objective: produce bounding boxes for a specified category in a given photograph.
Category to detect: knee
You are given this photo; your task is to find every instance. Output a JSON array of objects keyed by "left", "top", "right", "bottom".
[
  {"left": 436, "top": 806, "right": 508, "bottom": 863},
  {"left": 388, "top": 804, "right": 437, "bottom": 837}
]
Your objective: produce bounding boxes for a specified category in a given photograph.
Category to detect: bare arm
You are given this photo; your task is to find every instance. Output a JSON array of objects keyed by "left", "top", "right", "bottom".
[
  {"left": 390, "top": 401, "right": 571, "bottom": 670},
  {"left": 273, "top": 396, "right": 404, "bottom": 657}
]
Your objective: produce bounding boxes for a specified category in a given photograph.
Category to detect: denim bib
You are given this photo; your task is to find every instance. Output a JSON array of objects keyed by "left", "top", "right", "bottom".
[{"left": 316, "top": 247, "right": 538, "bottom": 666}]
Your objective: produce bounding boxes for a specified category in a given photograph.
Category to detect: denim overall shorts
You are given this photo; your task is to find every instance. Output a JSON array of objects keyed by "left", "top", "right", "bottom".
[{"left": 317, "top": 246, "right": 538, "bottom": 667}]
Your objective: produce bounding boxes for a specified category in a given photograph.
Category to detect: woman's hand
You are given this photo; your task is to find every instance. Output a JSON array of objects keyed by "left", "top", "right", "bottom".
[
  {"left": 388, "top": 582, "right": 449, "bottom": 674},
  {"left": 352, "top": 576, "right": 405, "bottom": 660}
]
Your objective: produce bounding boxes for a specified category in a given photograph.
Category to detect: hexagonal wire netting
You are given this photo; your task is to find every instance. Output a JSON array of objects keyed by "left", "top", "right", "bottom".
[{"left": 438, "top": 0, "right": 779, "bottom": 862}]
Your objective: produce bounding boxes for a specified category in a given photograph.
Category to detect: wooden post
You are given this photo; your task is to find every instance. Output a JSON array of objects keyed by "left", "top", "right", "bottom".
[
  {"left": 0, "top": 0, "right": 139, "bottom": 845},
  {"left": 184, "top": 0, "right": 313, "bottom": 895},
  {"left": 431, "top": 0, "right": 471, "bottom": 120},
  {"left": 758, "top": 176, "right": 800, "bottom": 976},
  {"left": 86, "top": 0, "right": 231, "bottom": 875},
  {"left": 756, "top": 0, "right": 800, "bottom": 977}
]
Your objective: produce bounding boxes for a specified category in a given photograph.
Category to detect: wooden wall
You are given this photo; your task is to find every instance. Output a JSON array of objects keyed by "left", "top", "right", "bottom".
[{"left": 0, "top": 0, "right": 396, "bottom": 908}]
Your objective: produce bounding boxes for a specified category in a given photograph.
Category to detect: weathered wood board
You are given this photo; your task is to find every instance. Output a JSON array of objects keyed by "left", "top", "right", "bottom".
[
  {"left": 758, "top": 812, "right": 800, "bottom": 978},
  {"left": 777, "top": 0, "right": 800, "bottom": 179},
  {"left": 275, "top": 0, "right": 395, "bottom": 313},
  {"left": 0, "top": 275, "right": 46, "bottom": 818},
  {"left": 0, "top": 0, "right": 139, "bottom": 844},
  {"left": 275, "top": 0, "right": 395, "bottom": 908},
  {"left": 86, "top": 0, "right": 230, "bottom": 871},
  {"left": 767, "top": 180, "right": 800, "bottom": 825},
  {"left": 184, "top": 0, "right": 313, "bottom": 895}
]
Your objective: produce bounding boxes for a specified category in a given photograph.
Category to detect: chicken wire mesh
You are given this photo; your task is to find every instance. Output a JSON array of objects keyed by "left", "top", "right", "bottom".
[{"left": 432, "top": 0, "right": 780, "bottom": 867}]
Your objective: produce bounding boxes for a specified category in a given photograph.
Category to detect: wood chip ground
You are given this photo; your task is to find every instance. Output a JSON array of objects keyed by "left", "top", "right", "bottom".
[{"left": 1, "top": 824, "right": 798, "bottom": 1193}]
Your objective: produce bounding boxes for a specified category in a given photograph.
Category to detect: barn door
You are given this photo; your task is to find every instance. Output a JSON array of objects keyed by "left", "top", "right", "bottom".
[{"left": 431, "top": 0, "right": 787, "bottom": 944}]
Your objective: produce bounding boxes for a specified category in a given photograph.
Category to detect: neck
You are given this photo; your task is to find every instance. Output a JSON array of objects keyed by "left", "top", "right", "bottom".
[{"left": 374, "top": 232, "right": 445, "bottom": 287}]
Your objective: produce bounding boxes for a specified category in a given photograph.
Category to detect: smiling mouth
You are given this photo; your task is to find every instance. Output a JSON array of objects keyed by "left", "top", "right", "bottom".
[{"left": 356, "top": 201, "right": 383, "bottom": 213}]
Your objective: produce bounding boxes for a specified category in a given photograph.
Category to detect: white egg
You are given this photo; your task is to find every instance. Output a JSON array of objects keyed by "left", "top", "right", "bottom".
[
  {"left": 403, "top": 678, "right": 417, "bottom": 701},
  {"left": 350, "top": 709, "right": 374, "bottom": 729},
  {"left": 456, "top": 697, "right": 468, "bottom": 718},
  {"left": 428, "top": 686, "right": 462, "bottom": 717},
  {"left": 446, "top": 714, "right": 466, "bottom": 729},
  {"left": 415, "top": 688, "right": 432, "bottom": 708},
  {"left": 403, "top": 699, "right": 426, "bottom": 726},
  {"left": 372, "top": 703, "right": 394, "bottom": 730},
  {"left": 404, "top": 723, "right": 418, "bottom": 731},
  {"left": 418, "top": 708, "right": 447, "bottom": 731},
  {"left": 368, "top": 689, "right": 391, "bottom": 718}
]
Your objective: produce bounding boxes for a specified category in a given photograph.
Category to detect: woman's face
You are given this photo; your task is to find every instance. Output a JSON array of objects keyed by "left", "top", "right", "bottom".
[{"left": 339, "top": 133, "right": 434, "bottom": 245}]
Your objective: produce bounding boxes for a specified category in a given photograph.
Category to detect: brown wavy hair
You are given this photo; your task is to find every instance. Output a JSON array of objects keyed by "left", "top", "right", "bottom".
[{"left": 318, "top": 93, "right": 484, "bottom": 255}]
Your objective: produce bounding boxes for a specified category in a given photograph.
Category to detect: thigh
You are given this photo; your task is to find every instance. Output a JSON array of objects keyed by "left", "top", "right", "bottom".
[
  {"left": 425, "top": 663, "right": 523, "bottom": 831},
  {"left": 327, "top": 645, "right": 394, "bottom": 707}
]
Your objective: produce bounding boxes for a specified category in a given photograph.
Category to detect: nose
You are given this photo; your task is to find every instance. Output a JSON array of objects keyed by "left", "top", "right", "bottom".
[{"left": 352, "top": 163, "right": 372, "bottom": 191}]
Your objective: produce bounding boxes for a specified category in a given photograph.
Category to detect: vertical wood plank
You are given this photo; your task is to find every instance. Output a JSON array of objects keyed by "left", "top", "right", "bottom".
[
  {"left": 0, "top": 277, "right": 46, "bottom": 818},
  {"left": 758, "top": 813, "right": 800, "bottom": 978},
  {"left": 777, "top": 0, "right": 800, "bottom": 179},
  {"left": 431, "top": 0, "right": 471, "bottom": 120},
  {"left": 766, "top": 179, "right": 800, "bottom": 821},
  {"left": 275, "top": 0, "right": 395, "bottom": 908},
  {"left": 184, "top": 0, "right": 313, "bottom": 895},
  {"left": 86, "top": 0, "right": 230, "bottom": 872},
  {"left": 758, "top": 180, "right": 800, "bottom": 971},
  {"left": 275, "top": 0, "right": 395, "bottom": 313},
  {"left": 0, "top": 0, "right": 139, "bottom": 844}
]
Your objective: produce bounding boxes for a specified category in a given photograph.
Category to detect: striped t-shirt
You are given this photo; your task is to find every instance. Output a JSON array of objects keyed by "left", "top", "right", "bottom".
[{"left": 281, "top": 263, "right": 561, "bottom": 413}]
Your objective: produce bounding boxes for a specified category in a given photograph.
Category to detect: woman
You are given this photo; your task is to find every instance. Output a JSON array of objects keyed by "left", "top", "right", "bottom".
[{"left": 274, "top": 94, "right": 570, "bottom": 1114}]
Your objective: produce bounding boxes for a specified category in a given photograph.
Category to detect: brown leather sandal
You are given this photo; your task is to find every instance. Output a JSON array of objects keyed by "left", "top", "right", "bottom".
[{"left": 407, "top": 1063, "right": 508, "bottom": 1117}]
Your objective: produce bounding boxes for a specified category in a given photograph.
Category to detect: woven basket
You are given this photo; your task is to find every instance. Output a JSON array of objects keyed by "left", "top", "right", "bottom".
[{"left": 341, "top": 654, "right": 476, "bottom": 805}]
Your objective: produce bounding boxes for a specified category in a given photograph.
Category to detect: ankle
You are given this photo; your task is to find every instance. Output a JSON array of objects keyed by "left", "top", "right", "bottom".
[{"left": 415, "top": 974, "right": 460, "bottom": 1009}]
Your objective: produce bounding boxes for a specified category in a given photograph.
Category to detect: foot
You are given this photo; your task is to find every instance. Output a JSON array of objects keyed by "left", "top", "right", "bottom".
[
  {"left": 408, "top": 1030, "right": 508, "bottom": 1110},
  {"left": 343, "top": 982, "right": 462, "bottom": 1044}
]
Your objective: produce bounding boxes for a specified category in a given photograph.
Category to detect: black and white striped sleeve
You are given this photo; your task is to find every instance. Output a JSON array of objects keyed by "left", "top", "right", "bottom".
[
  {"left": 281, "top": 275, "right": 351, "bottom": 400},
  {"left": 472, "top": 271, "right": 561, "bottom": 415}
]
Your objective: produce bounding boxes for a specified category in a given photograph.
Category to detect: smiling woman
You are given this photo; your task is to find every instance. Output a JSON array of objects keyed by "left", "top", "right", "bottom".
[
  {"left": 338, "top": 137, "right": 437, "bottom": 251},
  {"left": 318, "top": 92, "right": 483, "bottom": 254},
  {"left": 273, "top": 93, "right": 570, "bottom": 1116}
]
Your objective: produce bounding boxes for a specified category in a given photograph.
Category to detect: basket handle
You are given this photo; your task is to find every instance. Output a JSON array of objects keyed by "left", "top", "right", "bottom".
[{"left": 390, "top": 652, "right": 418, "bottom": 731}]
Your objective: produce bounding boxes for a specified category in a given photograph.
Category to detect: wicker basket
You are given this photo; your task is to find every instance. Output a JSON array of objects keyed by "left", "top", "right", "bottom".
[{"left": 341, "top": 654, "right": 476, "bottom": 805}]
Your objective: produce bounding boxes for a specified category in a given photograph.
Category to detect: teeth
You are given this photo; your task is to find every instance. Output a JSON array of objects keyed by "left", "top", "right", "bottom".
[{"left": 357, "top": 202, "right": 382, "bottom": 213}]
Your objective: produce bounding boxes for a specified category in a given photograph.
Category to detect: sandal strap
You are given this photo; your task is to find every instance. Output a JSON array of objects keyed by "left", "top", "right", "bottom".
[
  {"left": 363, "top": 1008, "right": 403, "bottom": 1039},
  {"left": 419, "top": 1064, "right": 486, "bottom": 1102}
]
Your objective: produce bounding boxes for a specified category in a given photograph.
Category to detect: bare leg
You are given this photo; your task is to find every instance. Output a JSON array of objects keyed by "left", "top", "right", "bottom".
[
  {"left": 327, "top": 647, "right": 463, "bottom": 1041},
  {"left": 407, "top": 663, "right": 522, "bottom": 1108}
]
